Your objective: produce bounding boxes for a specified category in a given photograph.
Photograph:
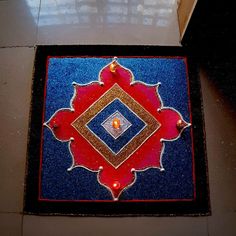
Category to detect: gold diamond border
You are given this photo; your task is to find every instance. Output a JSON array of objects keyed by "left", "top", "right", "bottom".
[{"left": 72, "top": 84, "right": 160, "bottom": 168}]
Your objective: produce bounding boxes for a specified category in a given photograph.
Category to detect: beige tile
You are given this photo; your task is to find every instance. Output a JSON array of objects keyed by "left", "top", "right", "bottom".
[
  {"left": 208, "top": 213, "right": 236, "bottom": 236},
  {"left": 37, "top": 0, "right": 180, "bottom": 45},
  {"left": 0, "top": 0, "right": 40, "bottom": 47},
  {"left": 0, "top": 47, "right": 34, "bottom": 212},
  {"left": 23, "top": 215, "right": 207, "bottom": 236},
  {"left": 0, "top": 213, "right": 22, "bottom": 236}
]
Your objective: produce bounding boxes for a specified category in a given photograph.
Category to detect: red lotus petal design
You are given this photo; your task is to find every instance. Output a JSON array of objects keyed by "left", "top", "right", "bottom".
[{"left": 45, "top": 58, "right": 190, "bottom": 200}]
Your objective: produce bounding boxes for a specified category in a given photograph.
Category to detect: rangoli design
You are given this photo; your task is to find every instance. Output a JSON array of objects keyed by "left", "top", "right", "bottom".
[{"left": 44, "top": 57, "right": 190, "bottom": 200}]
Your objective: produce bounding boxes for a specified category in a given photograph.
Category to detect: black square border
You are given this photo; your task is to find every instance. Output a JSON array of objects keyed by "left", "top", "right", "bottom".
[{"left": 24, "top": 45, "right": 210, "bottom": 216}]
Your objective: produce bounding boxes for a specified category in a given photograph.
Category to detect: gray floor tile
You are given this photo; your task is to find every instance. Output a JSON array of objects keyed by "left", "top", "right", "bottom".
[
  {"left": 23, "top": 216, "right": 207, "bottom": 236},
  {"left": 200, "top": 71, "right": 236, "bottom": 211},
  {"left": 0, "top": 213, "right": 22, "bottom": 236},
  {"left": 37, "top": 0, "right": 180, "bottom": 45},
  {"left": 0, "top": 0, "right": 40, "bottom": 47},
  {"left": 200, "top": 70, "right": 236, "bottom": 235},
  {"left": 208, "top": 213, "right": 236, "bottom": 236},
  {"left": 0, "top": 47, "right": 34, "bottom": 212}
]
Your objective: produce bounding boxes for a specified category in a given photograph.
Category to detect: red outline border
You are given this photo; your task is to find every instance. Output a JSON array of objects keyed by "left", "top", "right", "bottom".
[{"left": 38, "top": 55, "right": 196, "bottom": 203}]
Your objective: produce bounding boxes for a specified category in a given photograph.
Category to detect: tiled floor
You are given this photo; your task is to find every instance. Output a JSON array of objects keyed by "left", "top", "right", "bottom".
[
  {"left": 0, "top": 0, "right": 180, "bottom": 47},
  {"left": 0, "top": 0, "right": 236, "bottom": 235}
]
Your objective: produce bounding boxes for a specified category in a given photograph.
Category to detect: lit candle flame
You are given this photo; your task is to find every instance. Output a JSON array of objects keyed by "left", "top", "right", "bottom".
[{"left": 112, "top": 118, "right": 121, "bottom": 129}]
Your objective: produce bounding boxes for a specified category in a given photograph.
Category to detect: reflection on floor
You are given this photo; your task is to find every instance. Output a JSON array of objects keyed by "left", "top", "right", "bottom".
[{"left": 0, "top": 0, "right": 180, "bottom": 46}]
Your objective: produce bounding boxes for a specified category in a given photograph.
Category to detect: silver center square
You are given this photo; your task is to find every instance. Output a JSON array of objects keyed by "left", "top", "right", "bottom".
[{"left": 101, "top": 111, "right": 132, "bottom": 139}]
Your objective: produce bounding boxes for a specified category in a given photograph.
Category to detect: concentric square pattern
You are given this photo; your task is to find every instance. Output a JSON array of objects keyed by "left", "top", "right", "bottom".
[
  {"left": 87, "top": 99, "right": 146, "bottom": 154},
  {"left": 72, "top": 84, "right": 160, "bottom": 168}
]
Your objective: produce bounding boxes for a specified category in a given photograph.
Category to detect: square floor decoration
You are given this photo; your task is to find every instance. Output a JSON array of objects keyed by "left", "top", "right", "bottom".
[{"left": 24, "top": 46, "right": 210, "bottom": 216}]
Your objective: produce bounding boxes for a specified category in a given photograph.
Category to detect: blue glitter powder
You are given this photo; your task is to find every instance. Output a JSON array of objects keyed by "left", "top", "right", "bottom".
[{"left": 42, "top": 57, "right": 193, "bottom": 200}]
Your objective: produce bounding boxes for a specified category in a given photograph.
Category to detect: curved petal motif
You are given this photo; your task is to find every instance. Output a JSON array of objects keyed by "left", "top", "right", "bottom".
[{"left": 44, "top": 57, "right": 190, "bottom": 200}]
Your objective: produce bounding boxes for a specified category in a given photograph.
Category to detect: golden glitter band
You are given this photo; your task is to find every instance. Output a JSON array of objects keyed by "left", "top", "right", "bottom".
[{"left": 72, "top": 84, "right": 160, "bottom": 168}]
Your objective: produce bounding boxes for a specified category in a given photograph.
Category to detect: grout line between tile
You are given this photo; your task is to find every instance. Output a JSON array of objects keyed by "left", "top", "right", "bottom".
[
  {"left": 0, "top": 211, "right": 23, "bottom": 214},
  {"left": 35, "top": 0, "right": 42, "bottom": 46},
  {"left": 0, "top": 46, "right": 34, "bottom": 49},
  {"left": 207, "top": 216, "right": 210, "bottom": 236},
  {"left": 21, "top": 214, "right": 24, "bottom": 236}
]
